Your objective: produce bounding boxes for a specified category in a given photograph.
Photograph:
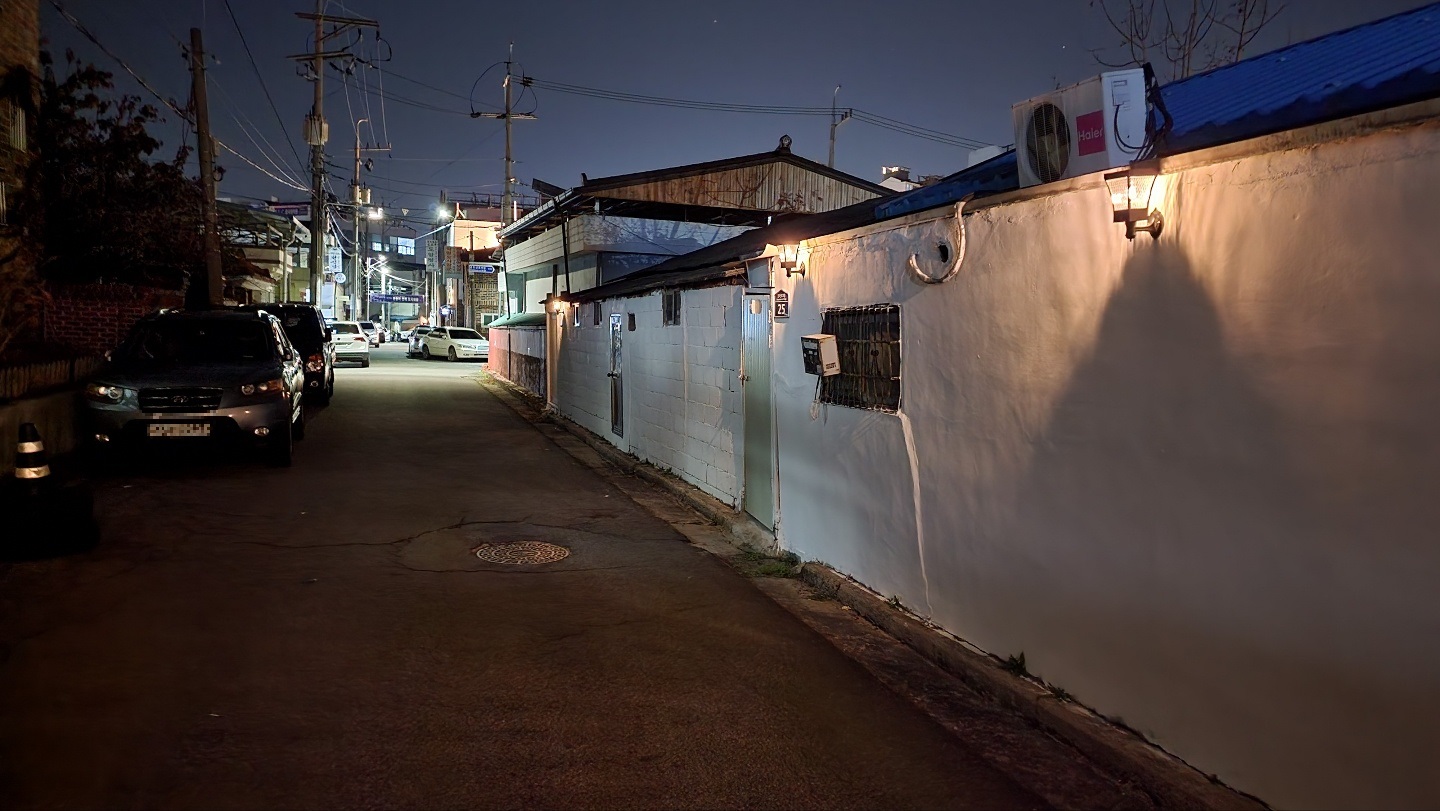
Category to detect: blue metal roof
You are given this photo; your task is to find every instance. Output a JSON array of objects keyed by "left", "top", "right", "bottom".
[
  {"left": 874, "top": 149, "right": 1018, "bottom": 220},
  {"left": 1159, "top": 1, "right": 1440, "bottom": 154},
  {"left": 877, "top": 2, "right": 1440, "bottom": 220}
]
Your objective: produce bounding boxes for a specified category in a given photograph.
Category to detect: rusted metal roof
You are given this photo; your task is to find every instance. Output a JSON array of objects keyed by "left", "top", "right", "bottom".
[{"left": 499, "top": 141, "right": 891, "bottom": 244}]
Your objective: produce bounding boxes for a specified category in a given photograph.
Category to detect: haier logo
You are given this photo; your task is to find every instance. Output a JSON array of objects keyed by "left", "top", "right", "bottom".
[{"left": 1075, "top": 110, "right": 1106, "bottom": 156}]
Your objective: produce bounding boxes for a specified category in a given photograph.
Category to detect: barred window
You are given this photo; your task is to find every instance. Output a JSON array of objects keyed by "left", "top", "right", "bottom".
[
  {"left": 592, "top": 301, "right": 601, "bottom": 326},
  {"left": 819, "top": 305, "right": 901, "bottom": 412},
  {"left": 662, "top": 289, "right": 681, "bottom": 326},
  {"left": 9, "top": 103, "right": 24, "bottom": 151}
]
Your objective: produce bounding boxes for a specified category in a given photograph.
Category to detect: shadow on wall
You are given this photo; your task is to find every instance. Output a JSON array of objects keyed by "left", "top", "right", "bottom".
[{"left": 993, "top": 242, "right": 1439, "bottom": 808}]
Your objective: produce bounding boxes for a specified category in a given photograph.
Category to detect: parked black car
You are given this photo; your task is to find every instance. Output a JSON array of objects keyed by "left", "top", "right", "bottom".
[
  {"left": 83, "top": 309, "right": 307, "bottom": 466},
  {"left": 234, "top": 303, "right": 334, "bottom": 404}
]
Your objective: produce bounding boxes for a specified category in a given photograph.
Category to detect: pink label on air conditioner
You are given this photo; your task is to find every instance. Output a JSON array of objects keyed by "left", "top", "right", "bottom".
[{"left": 1076, "top": 110, "right": 1106, "bottom": 156}]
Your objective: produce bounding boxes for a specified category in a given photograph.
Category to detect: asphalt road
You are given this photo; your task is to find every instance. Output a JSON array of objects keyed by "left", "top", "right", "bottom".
[{"left": 0, "top": 344, "right": 1046, "bottom": 809}]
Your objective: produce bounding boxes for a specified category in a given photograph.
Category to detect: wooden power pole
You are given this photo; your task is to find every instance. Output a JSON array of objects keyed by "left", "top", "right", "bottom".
[
  {"left": 189, "top": 28, "right": 224, "bottom": 308},
  {"left": 289, "top": 4, "right": 379, "bottom": 310}
]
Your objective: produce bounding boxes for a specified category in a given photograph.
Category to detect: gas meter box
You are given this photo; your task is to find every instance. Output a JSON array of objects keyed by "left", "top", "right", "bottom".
[{"left": 801, "top": 334, "right": 840, "bottom": 376}]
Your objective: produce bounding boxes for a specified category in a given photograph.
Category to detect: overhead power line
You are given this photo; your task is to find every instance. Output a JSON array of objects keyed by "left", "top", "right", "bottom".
[
  {"left": 221, "top": 0, "right": 306, "bottom": 175},
  {"left": 48, "top": 0, "right": 309, "bottom": 192},
  {"left": 523, "top": 77, "right": 992, "bottom": 150}
]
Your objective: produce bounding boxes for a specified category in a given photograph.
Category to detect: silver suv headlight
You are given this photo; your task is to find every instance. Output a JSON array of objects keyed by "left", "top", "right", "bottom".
[
  {"left": 239, "top": 378, "right": 287, "bottom": 397},
  {"left": 84, "top": 383, "right": 132, "bottom": 403}
]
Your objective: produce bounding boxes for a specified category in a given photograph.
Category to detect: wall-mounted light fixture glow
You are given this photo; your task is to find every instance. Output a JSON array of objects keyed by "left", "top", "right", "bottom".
[
  {"left": 779, "top": 244, "right": 806, "bottom": 278},
  {"left": 367, "top": 206, "right": 384, "bottom": 220},
  {"left": 1104, "top": 162, "right": 1164, "bottom": 240},
  {"left": 550, "top": 296, "right": 567, "bottom": 313}
]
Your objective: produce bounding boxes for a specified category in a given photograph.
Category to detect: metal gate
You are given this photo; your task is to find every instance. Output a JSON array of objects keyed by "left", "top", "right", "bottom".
[
  {"left": 608, "top": 313, "right": 624, "bottom": 436},
  {"left": 741, "top": 294, "right": 774, "bottom": 528}
]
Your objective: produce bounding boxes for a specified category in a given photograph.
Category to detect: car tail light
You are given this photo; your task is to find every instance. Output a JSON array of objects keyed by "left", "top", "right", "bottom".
[
  {"left": 306, "top": 353, "right": 324, "bottom": 372},
  {"left": 353, "top": 336, "right": 366, "bottom": 343}
]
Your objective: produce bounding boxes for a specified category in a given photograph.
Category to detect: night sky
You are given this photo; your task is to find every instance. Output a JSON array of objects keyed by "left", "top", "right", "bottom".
[{"left": 43, "top": 0, "right": 1435, "bottom": 217}]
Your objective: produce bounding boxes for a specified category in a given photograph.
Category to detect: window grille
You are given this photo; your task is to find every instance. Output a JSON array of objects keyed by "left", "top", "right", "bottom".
[
  {"left": 9, "top": 104, "right": 24, "bottom": 151},
  {"left": 662, "top": 289, "right": 682, "bottom": 326},
  {"left": 819, "top": 305, "right": 902, "bottom": 412},
  {"left": 592, "top": 301, "right": 601, "bottom": 326}
]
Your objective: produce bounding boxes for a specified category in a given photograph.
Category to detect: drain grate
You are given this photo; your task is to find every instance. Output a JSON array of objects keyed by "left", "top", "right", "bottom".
[{"left": 474, "top": 541, "right": 571, "bottom": 565}]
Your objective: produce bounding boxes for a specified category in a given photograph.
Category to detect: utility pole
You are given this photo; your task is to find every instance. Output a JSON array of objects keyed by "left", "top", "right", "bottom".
[
  {"left": 348, "top": 117, "right": 389, "bottom": 321},
  {"left": 472, "top": 42, "right": 536, "bottom": 226},
  {"left": 828, "top": 85, "right": 851, "bottom": 169},
  {"left": 188, "top": 28, "right": 224, "bottom": 308},
  {"left": 289, "top": 4, "right": 379, "bottom": 310}
]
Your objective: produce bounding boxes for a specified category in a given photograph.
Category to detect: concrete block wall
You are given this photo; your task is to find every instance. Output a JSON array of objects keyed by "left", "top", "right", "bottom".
[
  {"left": 555, "top": 303, "right": 614, "bottom": 440},
  {"left": 488, "top": 326, "right": 547, "bottom": 399},
  {"left": 554, "top": 287, "right": 742, "bottom": 505}
]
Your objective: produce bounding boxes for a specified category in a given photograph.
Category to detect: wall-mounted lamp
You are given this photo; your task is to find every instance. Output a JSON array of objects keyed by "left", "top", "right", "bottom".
[
  {"left": 367, "top": 206, "right": 384, "bottom": 220},
  {"left": 1104, "top": 162, "right": 1164, "bottom": 240},
  {"left": 550, "top": 296, "right": 567, "bottom": 314},
  {"left": 779, "top": 244, "right": 805, "bottom": 278}
]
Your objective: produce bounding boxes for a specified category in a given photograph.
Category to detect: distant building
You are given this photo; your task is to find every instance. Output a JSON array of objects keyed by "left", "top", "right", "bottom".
[
  {"left": 0, "top": 0, "right": 40, "bottom": 279},
  {"left": 498, "top": 137, "right": 892, "bottom": 315}
]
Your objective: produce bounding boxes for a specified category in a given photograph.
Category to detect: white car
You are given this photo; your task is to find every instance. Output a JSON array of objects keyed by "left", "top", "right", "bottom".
[
  {"left": 358, "top": 321, "right": 380, "bottom": 347},
  {"left": 329, "top": 321, "right": 371, "bottom": 367},
  {"left": 422, "top": 327, "right": 488, "bottom": 361}
]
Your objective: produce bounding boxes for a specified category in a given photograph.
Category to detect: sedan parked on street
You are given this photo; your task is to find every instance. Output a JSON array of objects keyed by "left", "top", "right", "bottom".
[
  {"left": 83, "top": 309, "right": 306, "bottom": 466},
  {"left": 359, "top": 321, "right": 380, "bottom": 347},
  {"left": 422, "top": 327, "right": 488, "bottom": 362},
  {"left": 406, "top": 325, "right": 434, "bottom": 358},
  {"left": 330, "top": 321, "right": 371, "bottom": 367}
]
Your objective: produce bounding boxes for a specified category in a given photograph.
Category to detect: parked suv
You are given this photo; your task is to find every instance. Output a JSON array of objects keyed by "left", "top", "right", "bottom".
[
  {"left": 83, "top": 309, "right": 307, "bottom": 466},
  {"left": 234, "top": 303, "right": 333, "bottom": 404},
  {"left": 359, "top": 321, "right": 380, "bottom": 347}
]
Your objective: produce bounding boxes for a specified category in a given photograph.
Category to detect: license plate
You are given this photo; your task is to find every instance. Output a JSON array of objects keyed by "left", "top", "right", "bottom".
[{"left": 148, "top": 422, "right": 211, "bottom": 438}]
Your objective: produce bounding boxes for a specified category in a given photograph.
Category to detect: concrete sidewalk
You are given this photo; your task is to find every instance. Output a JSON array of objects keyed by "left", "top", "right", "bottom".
[{"left": 480, "top": 372, "right": 1263, "bottom": 811}]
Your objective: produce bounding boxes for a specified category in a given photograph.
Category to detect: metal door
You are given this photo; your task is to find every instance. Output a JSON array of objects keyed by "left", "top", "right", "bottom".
[
  {"left": 609, "top": 313, "right": 624, "bottom": 437},
  {"left": 741, "top": 294, "right": 774, "bottom": 527}
]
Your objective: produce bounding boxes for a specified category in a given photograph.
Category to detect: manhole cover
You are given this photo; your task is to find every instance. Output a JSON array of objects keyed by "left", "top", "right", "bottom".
[{"left": 474, "top": 541, "right": 571, "bottom": 565}]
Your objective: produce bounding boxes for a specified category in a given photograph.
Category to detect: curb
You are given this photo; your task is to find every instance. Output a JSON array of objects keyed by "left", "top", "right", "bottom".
[
  {"left": 481, "top": 372, "right": 1266, "bottom": 810},
  {"left": 796, "top": 564, "right": 1266, "bottom": 810}
]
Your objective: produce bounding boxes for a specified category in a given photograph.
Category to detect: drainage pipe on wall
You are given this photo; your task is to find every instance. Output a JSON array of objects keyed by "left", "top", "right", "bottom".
[{"left": 907, "top": 194, "right": 974, "bottom": 285}]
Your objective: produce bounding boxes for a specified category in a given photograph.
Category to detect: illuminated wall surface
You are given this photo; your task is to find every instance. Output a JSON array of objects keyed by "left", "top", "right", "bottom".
[
  {"left": 771, "top": 120, "right": 1440, "bottom": 809},
  {"left": 555, "top": 286, "right": 743, "bottom": 505}
]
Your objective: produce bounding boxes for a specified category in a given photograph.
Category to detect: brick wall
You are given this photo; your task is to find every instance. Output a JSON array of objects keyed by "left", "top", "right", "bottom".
[{"left": 41, "top": 283, "right": 186, "bottom": 355}]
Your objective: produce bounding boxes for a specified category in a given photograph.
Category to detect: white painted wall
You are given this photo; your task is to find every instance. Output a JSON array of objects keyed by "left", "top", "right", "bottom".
[
  {"left": 555, "top": 287, "right": 743, "bottom": 504},
  {"left": 772, "top": 121, "right": 1440, "bottom": 809}
]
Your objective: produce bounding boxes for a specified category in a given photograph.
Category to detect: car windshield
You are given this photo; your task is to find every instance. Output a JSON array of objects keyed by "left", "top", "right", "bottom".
[
  {"left": 360, "top": 322, "right": 376, "bottom": 330},
  {"left": 332, "top": 323, "right": 361, "bottom": 334},
  {"left": 119, "top": 319, "right": 276, "bottom": 364},
  {"left": 448, "top": 328, "right": 481, "bottom": 340}
]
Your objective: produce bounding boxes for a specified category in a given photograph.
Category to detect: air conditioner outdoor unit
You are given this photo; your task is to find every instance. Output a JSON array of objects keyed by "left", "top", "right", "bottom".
[{"left": 1013, "top": 69, "right": 1148, "bottom": 188}]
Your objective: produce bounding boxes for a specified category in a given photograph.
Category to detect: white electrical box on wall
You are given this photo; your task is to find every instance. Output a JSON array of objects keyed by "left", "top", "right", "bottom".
[{"left": 801, "top": 334, "right": 840, "bottom": 376}]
